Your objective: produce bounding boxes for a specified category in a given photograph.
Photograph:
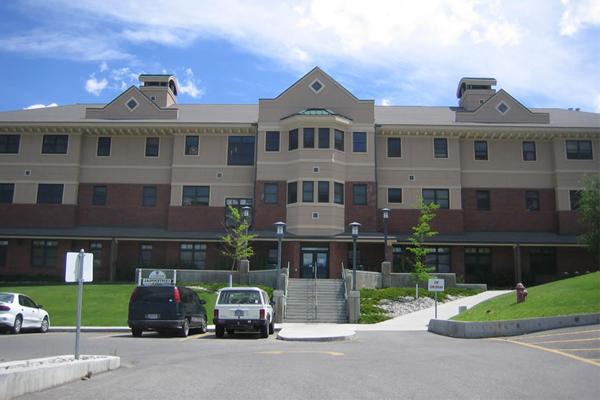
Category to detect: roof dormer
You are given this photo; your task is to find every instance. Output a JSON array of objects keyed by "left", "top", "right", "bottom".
[
  {"left": 139, "top": 74, "right": 178, "bottom": 107},
  {"left": 457, "top": 77, "right": 497, "bottom": 111}
]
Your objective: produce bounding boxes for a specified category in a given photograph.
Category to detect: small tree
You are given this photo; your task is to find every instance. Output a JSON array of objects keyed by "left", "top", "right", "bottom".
[
  {"left": 220, "top": 206, "right": 256, "bottom": 270},
  {"left": 578, "top": 176, "right": 600, "bottom": 265},
  {"left": 407, "top": 200, "right": 440, "bottom": 296}
]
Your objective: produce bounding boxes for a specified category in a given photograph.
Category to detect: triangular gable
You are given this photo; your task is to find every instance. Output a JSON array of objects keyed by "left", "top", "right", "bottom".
[
  {"left": 85, "top": 86, "right": 178, "bottom": 120},
  {"left": 456, "top": 89, "right": 549, "bottom": 124}
]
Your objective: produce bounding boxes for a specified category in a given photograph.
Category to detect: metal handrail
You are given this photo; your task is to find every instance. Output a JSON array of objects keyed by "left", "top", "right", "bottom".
[
  {"left": 313, "top": 262, "right": 318, "bottom": 321},
  {"left": 340, "top": 263, "right": 348, "bottom": 300}
]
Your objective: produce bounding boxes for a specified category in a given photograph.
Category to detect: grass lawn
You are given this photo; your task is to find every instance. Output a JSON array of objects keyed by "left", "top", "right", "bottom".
[{"left": 453, "top": 272, "right": 600, "bottom": 322}]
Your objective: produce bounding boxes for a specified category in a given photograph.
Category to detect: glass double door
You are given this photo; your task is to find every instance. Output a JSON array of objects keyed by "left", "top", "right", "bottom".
[{"left": 301, "top": 247, "right": 328, "bottom": 279}]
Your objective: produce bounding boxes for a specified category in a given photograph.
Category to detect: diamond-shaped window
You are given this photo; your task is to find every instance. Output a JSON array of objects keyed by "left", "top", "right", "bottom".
[
  {"left": 126, "top": 98, "right": 139, "bottom": 111},
  {"left": 497, "top": 102, "right": 509, "bottom": 114},
  {"left": 310, "top": 79, "right": 324, "bottom": 93}
]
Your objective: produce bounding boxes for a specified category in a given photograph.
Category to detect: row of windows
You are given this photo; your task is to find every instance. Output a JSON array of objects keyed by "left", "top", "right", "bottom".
[
  {"left": 280, "top": 129, "right": 352, "bottom": 152},
  {"left": 473, "top": 190, "right": 582, "bottom": 211},
  {"left": 286, "top": 181, "right": 345, "bottom": 205}
]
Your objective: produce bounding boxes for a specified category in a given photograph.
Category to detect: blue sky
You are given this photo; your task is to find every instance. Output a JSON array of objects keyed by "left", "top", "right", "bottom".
[{"left": 0, "top": 0, "right": 599, "bottom": 112}]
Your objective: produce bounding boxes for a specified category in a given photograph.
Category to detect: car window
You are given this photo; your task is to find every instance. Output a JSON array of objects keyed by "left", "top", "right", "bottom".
[
  {"left": 133, "top": 287, "right": 174, "bottom": 303},
  {"left": 0, "top": 293, "right": 14, "bottom": 303},
  {"left": 218, "top": 290, "right": 262, "bottom": 305},
  {"left": 19, "top": 295, "right": 37, "bottom": 308}
]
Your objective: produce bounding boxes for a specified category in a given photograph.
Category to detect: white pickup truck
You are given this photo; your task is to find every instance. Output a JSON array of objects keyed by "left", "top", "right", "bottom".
[{"left": 213, "top": 287, "right": 274, "bottom": 338}]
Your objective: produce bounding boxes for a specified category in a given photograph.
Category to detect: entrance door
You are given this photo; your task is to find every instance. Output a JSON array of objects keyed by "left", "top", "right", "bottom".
[{"left": 300, "top": 248, "right": 328, "bottom": 279}]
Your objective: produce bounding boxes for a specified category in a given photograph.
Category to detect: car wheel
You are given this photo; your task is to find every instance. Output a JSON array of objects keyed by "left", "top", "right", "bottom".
[
  {"left": 10, "top": 315, "right": 22, "bottom": 334},
  {"left": 199, "top": 317, "right": 207, "bottom": 334},
  {"left": 215, "top": 324, "right": 224, "bottom": 338},
  {"left": 269, "top": 318, "right": 275, "bottom": 335},
  {"left": 179, "top": 319, "right": 190, "bottom": 337},
  {"left": 132, "top": 328, "right": 143, "bottom": 337},
  {"left": 39, "top": 316, "right": 49, "bottom": 333},
  {"left": 260, "top": 324, "right": 269, "bottom": 339}
]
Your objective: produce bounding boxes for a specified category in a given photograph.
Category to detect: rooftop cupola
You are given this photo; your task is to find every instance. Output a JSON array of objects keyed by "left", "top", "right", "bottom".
[
  {"left": 456, "top": 77, "right": 497, "bottom": 111},
  {"left": 138, "top": 74, "right": 178, "bottom": 108}
]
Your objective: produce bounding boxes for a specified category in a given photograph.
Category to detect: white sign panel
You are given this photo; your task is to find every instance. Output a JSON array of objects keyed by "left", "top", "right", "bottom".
[
  {"left": 65, "top": 252, "right": 94, "bottom": 283},
  {"left": 428, "top": 278, "right": 445, "bottom": 292},
  {"left": 141, "top": 270, "right": 175, "bottom": 286}
]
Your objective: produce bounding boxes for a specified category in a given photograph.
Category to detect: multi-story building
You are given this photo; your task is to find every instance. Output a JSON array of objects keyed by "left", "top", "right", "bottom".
[{"left": 0, "top": 68, "right": 598, "bottom": 285}]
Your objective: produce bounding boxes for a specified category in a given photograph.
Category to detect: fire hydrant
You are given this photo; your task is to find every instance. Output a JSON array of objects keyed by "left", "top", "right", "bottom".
[{"left": 516, "top": 282, "right": 528, "bottom": 303}]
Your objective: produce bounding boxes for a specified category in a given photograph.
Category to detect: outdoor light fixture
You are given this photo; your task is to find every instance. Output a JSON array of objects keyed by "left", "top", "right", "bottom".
[
  {"left": 274, "top": 221, "right": 286, "bottom": 277},
  {"left": 349, "top": 222, "right": 361, "bottom": 291},
  {"left": 382, "top": 208, "right": 390, "bottom": 262}
]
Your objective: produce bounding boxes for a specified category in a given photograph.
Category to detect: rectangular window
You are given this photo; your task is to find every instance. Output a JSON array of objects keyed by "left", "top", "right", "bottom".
[
  {"left": 566, "top": 140, "right": 593, "bottom": 160},
  {"left": 0, "top": 134, "right": 20, "bottom": 154},
  {"left": 424, "top": 247, "right": 451, "bottom": 273},
  {"left": 476, "top": 190, "right": 490, "bottom": 210},
  {"left": 0, "top": 183, "right": 15, "bottom": 203},
  {"left": 265, "top": 131, "right": 280, "bottom": 152},
  {"left": 465, "top": 247, "right": 492, "bottom": 283},
  {"left": 318, "top": 181, "right": 329, "bottom": 203},
  {"left": 267, "top": 248, "right": 278, "bottom": 266},
  {"left": 353, "top": 184, "right": 367, "bottom": 205},
  {"left": 529, "top": 247, "right": 556, "bottom": 274},
  {"left": 97, "top": 137, "right": 111, "bottom": 156},
  {"left": 334, "top": 130, "right": 344, "bottom": 151},
  {"left": 526, "top": 190, "right": 540, "bottom": 211},
  {"left": 93, "top": 185, "right": 107, "bottom": 205},
  {"left": 182, "top": 186, "right": 209, "bottom": 206},
  {"left": 264, "top": 183, "right": 278, "bottom": 204},
  {"left": 569, "top": 190, "right": 581, "bottom": 211},
  {"left": 31, "top": 240, "right": 58, "bottom": 268},
  {"left": 474, "top": 140, "right": 488, "bottom": 160},
  {"left": 423, "top": 188, "right": 449, "bottom": 209},
  {"left": 289, "top": 129, "right": 298, "bottom": 151},
  {"left": 145, "top": 137, "right": 159, "bottom": 157},
  {"left": 318, "top": 128, "right": 330, "bottom": 149},
  {"left": 303, "top": 128, "right": 315, "bottom": 148},
  {"left": 353, "top": 132, "right": 367, "bottom": 152},
  {"left": 347, "top": 249, "right": 362, "bottom": 270},
  {"left": 0, "top": 240, "right": 7, "bottom": 267},
  {"left": 392, "top": 246, "right": 413, "bottom": 273},
  {"left": 287, "top": 182, "right": 297, "bottom": 204},
  {"left": 388, "top": 188, "right": 402, "bottom": 203},
  {"left": 139, "top": 244, "right": 153, "bottom": 266},
  {"left": 185, "top": 135, "right": 199, "bottom": 155},
  {"left": 522, "top": 141, "right": 536, "bottom": 161},
  {"left": 42, "top": 135, "right": 68, "bottom": 154},
  {"left": 303, "top": 181, "right": 314, "bottom": 202},
  {"left": 387, "top": 137, "right": 401, "bottom": 157},
  {"left": 228, "top": 136, "right": 255, "bottom": 165},
  {"left": 143, "top": 186, "right": 157, "bottom": 207},
  {"left": 433, "top": 138, "right": 448, "bottom": 158},
  {"left": 37, "top": 184, "right": 63, "bottom": 204},
  {"left": 90, "top": 242, "right": 102, "bottom": 270},
  {"left": 334, "top": 182, "right": 344, "bottom": 205},
  {"left": 225, "top": 198, "right": 253, "bottom": 227},
  {"left": 179, "top": 243, "right": 207, "bottom": 269}
]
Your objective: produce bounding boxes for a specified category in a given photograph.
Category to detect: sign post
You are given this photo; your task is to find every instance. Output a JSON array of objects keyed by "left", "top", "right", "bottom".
[
  {"left": 428, "top": 278, "right": 445, "bottom": 319},
  {"left": 65, "top": 250, "right": 93, "bottom": 360}
]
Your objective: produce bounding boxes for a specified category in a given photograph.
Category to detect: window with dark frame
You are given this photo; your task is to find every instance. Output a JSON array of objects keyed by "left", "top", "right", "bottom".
[
  {"left": 353, "top": 184, "right": 367, "bottom": 205},
  {"left": 145, "top": 137, "right": 159, "bottom": 157},
  {"left": 388, "top": 188, "right": 402, "bottom": 203},
  {"left": 387, "top": 137, "right": 401, "bottom": 157},
  {"left": 529, "top": 247, "right": 556, "bottom": 274},
  {"left": 139, "top": 244, "right": 153, "bottom": 266},
  {"left": 522, "top": 141, "right": 536, "bottom": 161},
  {"left": 179, "top": 243, "right": 207, "bottom": 269},
  {"left": 334, "top": 129, "right": 344, "bottom": 151},
  {"left": 97, "top": 137, "right": 111, "bottom": 156},
  {"left": 185, "top": 135, "right": 199, "bottom": 155},
  {"left": 566, "top": 140, "right": 593, "bottom": 160},
  {"left": 225, "top": 198, "right": 253, "bottom": 227},
  {"left": 318, "top": 181, "right": 329, "bottom": 203},
  {"left": 303, "top": 181, "right": 314, "bottom": 202},
  {"left": 37, "top": 184, "right": 63, "bottom": 204},
  {"left": 424, "top": 247, "right": 451, "bottom": 273},
  {"left": 267, "top": 248, "right": 278, "bottom": 266},
  {"left": 143, "top": 186, "right": 157, "bottom": 207},
  {"left": 227, "top": 136, "right": 255, "bottom": 165},
  {"left": 353, "top": 132, "right": 367, "bottom": 152},
  {"left": 0, "top": 183, "right": 14, "bottom": 203},
  {"left": 0, "top": 134, "right": 20, "bottom": 154},
  {"left": 569, "top": 190, "right": 581, "bottom": 211},
  {"left": 318, "top": 128, "right": 330, "bottom": 149},
  {"left": 334, "top": 182, "right": 344, "bottom": 204},
  {"left": 93, "top": 185, "right": 107, "bottom": 205},
  {"left": 423, "top": 188, "right": 449, "bottom": 209},
  {"left": 42, "top": 135, "right": 68, "bottom": 154},
  {"left": 433, "top": 138, "right": 448, "bottom": 158},
  {"left": 31, "top": 240, "right": 58, "bottom": 268},
  {"left": 264, "top": 183, "right": 278, "bottom": 204},
  {"left": 289, "top": 129, "right": 298, "bottom": 151},
  {"left": 474, "top": 140, "right": 488, "bottom": 160},
  {"left": 0, "top": 240, "right": 7, "bottom": 267},
  {"left": 287, "top": 182, "right": 297, "bottom": 204},
  {"left": 303, "top": 128, "right": 315, "bottom": 148},
  {"left": 465, "top": 247, "right": 492, "bottom": 283},
  {"left": 526, "top": 190, "right": 540, "bottom": 211},
  {"left": 182, "top": 186, "right": 209, "bottom": 206},
  {"left": 265, "top": 131, "right": 280, "bottom": 152},
  {"left": 476, "top": 190, "right": 490, "bottom": 210}
]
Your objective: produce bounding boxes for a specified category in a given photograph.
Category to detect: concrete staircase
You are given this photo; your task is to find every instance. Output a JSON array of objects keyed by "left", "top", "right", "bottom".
[{"left": 285, "top": 278, "right": 348, "bottom": 323}]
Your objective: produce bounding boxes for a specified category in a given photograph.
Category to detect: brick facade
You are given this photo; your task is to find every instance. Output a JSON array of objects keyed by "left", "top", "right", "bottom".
[
  {"left": 253, "top": 181, "right": 287, "bottom": 230},
  {"left": 345, "top": 182, "right": 377, "bottom": 231}
]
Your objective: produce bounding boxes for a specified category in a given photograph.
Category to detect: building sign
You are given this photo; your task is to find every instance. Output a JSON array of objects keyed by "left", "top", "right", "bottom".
[
  {"left": 428, "top": 278, "right": 445, "bottom": 292},
  {"left": 140, "top": 269, "right": 175, "bottom": 286}
]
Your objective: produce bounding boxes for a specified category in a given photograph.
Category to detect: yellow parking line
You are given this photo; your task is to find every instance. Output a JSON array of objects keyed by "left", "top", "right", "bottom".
[
  {"left": 522, "top": 329, "right": 600, "bottom": 339},
  {"left": 530, "top": 338, "right": 600, "bottom": 345},
  {"left": 179, "top": 333, "right": 208, "bottom": 342},
  {"left": 491, "top": 338, "right": 600, "bottom": 368}
]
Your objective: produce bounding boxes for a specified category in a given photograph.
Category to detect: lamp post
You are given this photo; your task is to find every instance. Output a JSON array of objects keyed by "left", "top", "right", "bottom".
[
  {"left": 242, "top": 206, "right": 251, "bottom": 257},
  {"left": 349, "top": 222, "right": 361, "bottom": 291},
  {"left": 382, "top": 208, "right": 390, "bottom": 262},
  {"left": 274, "top": 221, "right": 286, "bottom": 273}
]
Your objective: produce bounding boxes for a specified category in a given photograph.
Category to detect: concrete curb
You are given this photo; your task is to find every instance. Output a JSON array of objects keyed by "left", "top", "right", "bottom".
[
  {"left": 277, "top": 327, "right": 355, "bottom": 342},
  {"left": 428, "top": 313, "right": 600, "bottom": 338},
  {"left": 0, "top": 355, "right": 120, "bottom": 400}
]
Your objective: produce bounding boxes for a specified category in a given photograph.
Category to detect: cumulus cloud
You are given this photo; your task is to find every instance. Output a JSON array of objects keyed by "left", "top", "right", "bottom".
[
  {"left": 99, "top": 61, "right": 109, "bottom": 72},
  {"left": 380, "top": 98, "right": 392, "bottom": 106},
  {"left": 24, "top": 103, "right": 58, "bottom": 110},
  {"left": 560, "top": 0, "right": 600, "bottom": 36},
  {"left": 85, "top": 74, "right": 109, "bottom": 95},
  {"left": 178, "top": 68, "right": 205, "bottom": 98}
]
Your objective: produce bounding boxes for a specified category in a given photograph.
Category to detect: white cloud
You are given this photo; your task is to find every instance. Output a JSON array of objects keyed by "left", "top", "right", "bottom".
[
  {"left": 24, "top": 103, "right": 58, "bottom": 110},
  {"left": 380, "top": 98, "right": 392, "bottom": 106},
  {"left": 99, "top": 61, "right": 108, "bottom": 72},
  {"left": 560, "top": 0, "right": 600, "bottom": 36},
  {"left": 85, "top": 75, "right": 109, "bottom": 95},
  {"left": 178, "top": 68, "right": 204, "bottom": 98}
]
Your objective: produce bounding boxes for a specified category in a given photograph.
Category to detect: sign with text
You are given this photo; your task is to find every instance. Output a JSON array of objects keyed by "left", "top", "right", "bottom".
[
  {"left": 65, "top": 252, "right": 94, "bottom": 283},
  {"left": 140, "top": 269, "right": 175, "bottom": 286},
  {"left": 428, "top": 278, "right": 445, "bottom": 292}
]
